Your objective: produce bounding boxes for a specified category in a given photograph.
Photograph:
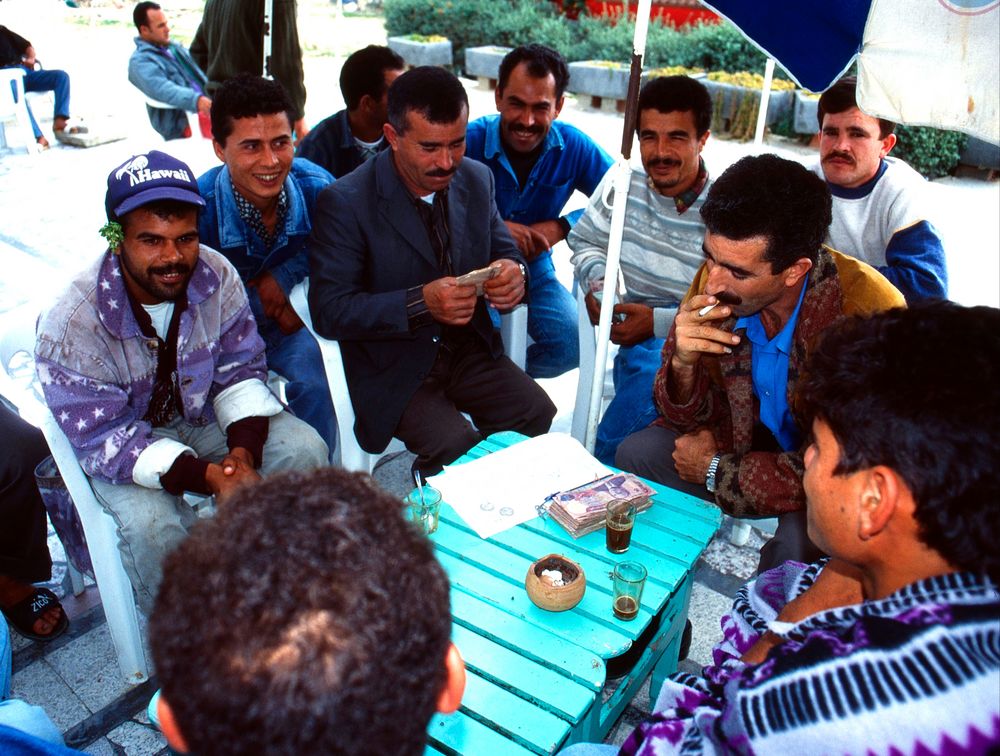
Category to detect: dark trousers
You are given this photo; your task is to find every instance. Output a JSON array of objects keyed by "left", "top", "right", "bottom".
[
  {"left": 0, "top": 405, "right": 52, "bottom": 583},
  {"left": 615, "top": 424, "right": 823, "bottom": 572},
  {"left": 395, "top": 337, "right": 556, "bottom": 476}
]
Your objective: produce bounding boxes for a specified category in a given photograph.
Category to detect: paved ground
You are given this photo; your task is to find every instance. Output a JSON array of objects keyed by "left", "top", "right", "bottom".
[{"left": 1, "top": 1, "right": 997, "bottom": 753}]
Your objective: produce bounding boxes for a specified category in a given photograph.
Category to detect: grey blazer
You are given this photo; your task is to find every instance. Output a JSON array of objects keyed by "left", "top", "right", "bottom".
[{"left": 307, "top": 149, "right": 526, "bottom": 452}]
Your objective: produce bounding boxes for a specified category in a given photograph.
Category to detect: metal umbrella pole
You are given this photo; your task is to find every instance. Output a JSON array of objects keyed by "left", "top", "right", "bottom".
[
  {"left": 263, "top": 0, "right": 274, "bottom": 79},
  {"left": 583, "top": 0, "right": 653, "bottom": 454}
]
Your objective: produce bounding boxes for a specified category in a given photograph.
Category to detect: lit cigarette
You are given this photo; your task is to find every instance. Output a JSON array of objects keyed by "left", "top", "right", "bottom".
[{"left": 698, "top": 302, "right": 718, "bottom": 317}]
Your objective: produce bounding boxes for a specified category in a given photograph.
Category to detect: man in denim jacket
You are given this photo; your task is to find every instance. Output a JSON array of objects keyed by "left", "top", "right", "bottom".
[
  {"left": 198, "top": 74, "right": 337, "bottom": 454},
  {"left": 465, "top": 45, "right": 612, "bottom": 378},
  {"left": 35, "top": 150, "right": 328, "bottom": 613}
]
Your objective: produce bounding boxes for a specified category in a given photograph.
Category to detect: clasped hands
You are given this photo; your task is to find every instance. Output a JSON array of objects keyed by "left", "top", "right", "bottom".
[
  {"left": 205, "top": 447, "right": 260, "bottom": 503},
  {"left": 422, "top": 258, "right": 525, "bottom": 325},
  {"left": 248, "top": 271, "right": 303, "bottom": 335}
]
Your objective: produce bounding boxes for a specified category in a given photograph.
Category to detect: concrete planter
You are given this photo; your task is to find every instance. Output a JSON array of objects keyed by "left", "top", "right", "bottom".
[
  {"left": 465, "top": 46, "right": 511, "bottom": 89},
  {"left": 794, "top": 90, "right": 820, "bottom": 135},
  {"left": 387, "top": 36, "right": 453, "bottom": 69},
  {"left": 703, "top": 79, "right": 794, "bottom": 137},
  {"left": 568, "top": 61, "right": 648, "bottom": 112}
]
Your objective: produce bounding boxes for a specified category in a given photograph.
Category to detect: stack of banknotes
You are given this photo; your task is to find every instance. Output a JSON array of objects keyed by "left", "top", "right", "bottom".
[{"left": 546, "top": 472, "right": 656, "bottom": 537}]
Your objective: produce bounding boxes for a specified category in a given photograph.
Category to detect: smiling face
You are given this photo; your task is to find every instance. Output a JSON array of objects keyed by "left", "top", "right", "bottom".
[
  {"left": 139, "top": 8, "right": 170, "bottom": 47},
  {"left": 819, "top": 107, "right": 896, "bottom": 189},
  {"left": 638, "top": 108, "right": 708, "bottom": 197},
  {"left": 701, "top": 231, "right": 810, "bottom": 320},
  {"left": 384, "top": 108, "right": 467, "bottom": 197},
  {"left": 213, "top": 112, "right": 294, "bottom": 212},
  {"left": 495, "top": 62, "right": 563, "bottom": 155},
  {"left": 119, "top": 207, "right": 201, "bottom": 305}
]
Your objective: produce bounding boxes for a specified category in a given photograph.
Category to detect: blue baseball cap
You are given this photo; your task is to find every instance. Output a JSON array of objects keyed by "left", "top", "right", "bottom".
[{"left": 105, "top": 150, "right": 205, "bottom": 220}]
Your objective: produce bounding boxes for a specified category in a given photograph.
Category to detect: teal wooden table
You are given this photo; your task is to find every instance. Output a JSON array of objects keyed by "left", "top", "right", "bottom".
[{"left": 424, "top": 432, "right": 722, "bottom": 755}]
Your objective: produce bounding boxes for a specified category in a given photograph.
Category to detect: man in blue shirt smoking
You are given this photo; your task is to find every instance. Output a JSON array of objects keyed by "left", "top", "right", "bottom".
[{"left": 466, "top": 45, "right": 613, "bottom": 378}]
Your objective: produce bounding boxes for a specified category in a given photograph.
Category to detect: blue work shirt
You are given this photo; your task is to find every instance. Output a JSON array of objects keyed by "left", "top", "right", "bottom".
[
  {"left": 465, "top": 115, "right": 612, "bottom": 260},
  {"left": 735, "top": 281, "right": 808, "bottom": 451}
]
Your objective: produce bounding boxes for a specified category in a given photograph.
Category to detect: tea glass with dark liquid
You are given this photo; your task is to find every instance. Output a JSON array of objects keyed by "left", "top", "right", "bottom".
[
  {"left": 612, "top": 561, "right": 647, "bottom": 621},
  {"left": 605, "top": 500, "right": 637, "bottom": 553}
]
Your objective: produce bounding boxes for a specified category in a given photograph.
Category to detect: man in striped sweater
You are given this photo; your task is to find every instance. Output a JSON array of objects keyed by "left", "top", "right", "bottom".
[
  {"left": 568, "top": 76, "right": 712, "bottom": 464},
  {"left": 563, "top": 302, "right": 1000, "bottom": 755}
]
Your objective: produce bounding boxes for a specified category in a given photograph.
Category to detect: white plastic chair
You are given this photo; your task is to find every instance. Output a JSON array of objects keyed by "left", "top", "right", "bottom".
[
  {"left": 140, "top": 91, "right": 203, "bottom": 140},
  {"left": 288, "top": 280, "right": 528, "bottom": 474},
  {"left": 0, "top": 69, "right": 41, "bottom": 154},
  {"left": 0, "top": 305, "right": 149, "bottom": 683}
]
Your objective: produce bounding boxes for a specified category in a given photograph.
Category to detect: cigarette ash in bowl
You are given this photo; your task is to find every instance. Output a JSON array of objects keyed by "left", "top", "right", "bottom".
[{"left": 525, "top": 554, "right": 586, "bottom": 611}]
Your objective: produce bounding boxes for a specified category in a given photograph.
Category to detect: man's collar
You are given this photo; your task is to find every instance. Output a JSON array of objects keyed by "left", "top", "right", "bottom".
[{"left": 647, "top": 158, "right": 709, "bottom": 214}]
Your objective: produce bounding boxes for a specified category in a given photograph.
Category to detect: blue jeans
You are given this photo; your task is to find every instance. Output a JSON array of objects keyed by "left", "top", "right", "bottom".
[
  {"left": 266, "top": 326, "right": 337, "bottom": 457},
  {"left": 4, "top": 67, "right": 71, "bottom": 139},
  {"left": 594, "top": 335, "right": 664, "bottom": 466},
  {"left": 526, "top": 252, "right": 579, "bottom": 379}
]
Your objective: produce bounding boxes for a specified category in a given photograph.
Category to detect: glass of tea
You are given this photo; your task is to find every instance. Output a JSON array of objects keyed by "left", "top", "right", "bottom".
[
  {"left": 611, "top": 561, "right": 647, "bottom": 621},
  {"left": 605, "top": 500, "right": 637, "bottom": 553},
  {"left": 404, "top": 485, "right": 442, "bottom": 535}
]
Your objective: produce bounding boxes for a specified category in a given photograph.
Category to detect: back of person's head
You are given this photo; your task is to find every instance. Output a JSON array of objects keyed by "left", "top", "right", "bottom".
[
  {"left": 700, "top": 154, "right": 832, "bottom": 272},
  {"left": 340, "top": 44, "right": 405, "bottom": 111},
  {"left": 387, "top": 66, "right": 469, "bottom": 135},
  {"left": 637, "top": 75, "right": 712, "bottom": 137},
  {"left": 210, "top": 73, "right": 295, "bottom": 146},
  {"left": 149, "top": 468, "right": 457, "bottom": 756},
  {"left": 497, "top": 44, "right": 570, "bottom": 99},
  {"left": 800, "top": 302, "right": 1000, "bottom": 583},
  {"left": 132, "top": 1, "right": 160, "bottom": 30},
  {"left": 817, "top": 75, "right": 896, "bottom": 139}
]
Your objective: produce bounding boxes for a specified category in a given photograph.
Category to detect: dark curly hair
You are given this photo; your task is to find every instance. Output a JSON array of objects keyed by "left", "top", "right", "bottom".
[
  {"left": 817, "top": 76, "right": 895, "bottom": 139},
  {"left": 210, "top": 73, "right": 295, "bottom": 146},
  {"left": 498, "top": 44, "right": 570, "bottom": 100},
  {"left": 700, "top": 153, "right": 832, "bottom": 273},
  {"left": 149, "top": 468, "right": 453, "bottom": 756},
  {"left": 340, "top": 45, "right": 404, "bottom": 111},
  {"left": 799, "top": 302, "right": 1000, "bottom": 583},
  {"left": 387, "top": 66, "right": 469, "bottom": 135},
  {"left": 637, "top": 75, "right": 712, "bottom": 137}
]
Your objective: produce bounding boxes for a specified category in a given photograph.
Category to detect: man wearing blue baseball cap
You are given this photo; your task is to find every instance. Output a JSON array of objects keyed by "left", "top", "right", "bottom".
[{"left": 34, "top": 150, "right": 328, "bottom": 614}]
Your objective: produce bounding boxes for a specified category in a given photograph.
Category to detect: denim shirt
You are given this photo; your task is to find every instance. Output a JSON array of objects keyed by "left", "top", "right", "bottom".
[
  {"left": 465, "top": 116, "right": 612, "bottom": 260},
  {"left": 197, "top": 158, "right": 333, "bottom": 346}
]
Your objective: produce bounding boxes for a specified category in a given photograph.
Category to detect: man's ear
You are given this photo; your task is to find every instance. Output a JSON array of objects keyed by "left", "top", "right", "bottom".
[
  {"left": 880, "top": 132, "right": 897, "bottom": 159},
  {"left": 436, "top": 643, "right": 466, "bottom": 714},
  {"left": 383, "top": 121, "right": 400, "bottom": 151},
  {"left": 783, "top": 257, "right": 813, "bottom": 288},
  {"left": 157, "top": 694, "right": 190, "bottom": 754},
  {"left": 553, "top": 95, "right": 565, "bottom": 119},
  {"left": 858, "top": 467, "right": 898, "bottom": 540},
  {"left": 212, "top": 138, "right": 225, "bottom": 163}
]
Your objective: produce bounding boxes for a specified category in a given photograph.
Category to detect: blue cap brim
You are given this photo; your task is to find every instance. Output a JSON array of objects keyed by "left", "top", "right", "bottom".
[{"left": 113, "top": 186, "right": 206, "bottom": 217}]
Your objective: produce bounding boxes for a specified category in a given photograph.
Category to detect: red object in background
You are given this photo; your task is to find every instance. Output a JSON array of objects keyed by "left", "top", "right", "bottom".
[{"left": 553, "top": 0, "right": 719, "bottom": 26}]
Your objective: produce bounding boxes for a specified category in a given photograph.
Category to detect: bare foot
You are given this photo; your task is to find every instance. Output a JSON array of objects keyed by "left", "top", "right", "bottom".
[{"left": 36, "top": 135, "right": 50, "bottom": 150}]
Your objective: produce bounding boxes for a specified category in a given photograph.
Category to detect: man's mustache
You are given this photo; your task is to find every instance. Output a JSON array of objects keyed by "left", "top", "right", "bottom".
[
  {"left": 647, "top": 157, "right": 681, "bottom": 169},
  {"left": 823, "top": 151, "right": 855, "bottom": 165},
  {"left": 426, "top": 166, "right": 457, "bottom": 178},
  {"left": 714, "top": 291, "right": 742, "bottom": 306},
  {"left": 510, "top": 124, "right": 544, "bottom": 135}
]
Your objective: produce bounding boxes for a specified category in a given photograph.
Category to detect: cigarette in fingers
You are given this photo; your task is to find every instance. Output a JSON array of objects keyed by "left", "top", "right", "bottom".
[{"left": 698, "top": 302, "right": 718, "bottom": 317}]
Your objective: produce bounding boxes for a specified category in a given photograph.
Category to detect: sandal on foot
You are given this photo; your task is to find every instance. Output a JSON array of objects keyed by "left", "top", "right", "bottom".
[{"left": 2, "top": 587, "right": 68, "bottom": 642}]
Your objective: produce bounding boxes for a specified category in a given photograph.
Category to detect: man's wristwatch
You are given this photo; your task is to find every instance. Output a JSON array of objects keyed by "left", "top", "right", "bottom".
[
  {"left": 705, "top": 453, "right": 722, "bottom": 493},
  {"left": 517, "top": 262, "right": 527, "bottom": 281}
]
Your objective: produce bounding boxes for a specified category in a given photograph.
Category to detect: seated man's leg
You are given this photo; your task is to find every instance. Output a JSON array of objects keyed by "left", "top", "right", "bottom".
[
  {"left": 525, "top": 253, "right": 579, "bottom": 379},
  {"left": 267, "top": 327, "right": 337, "bottom": 457},
  {"left": 89, "top": 478, "right": 197, "bottom": 616},
  {"left": 594, "top": 336, "right": 664, "bottom": 466},
  {"left": 22, "top": 68, "right": 71, "bottom": 127},
  {"left": 254, "top": 410, "right": 329, "bottom": 475},
  {"left": 615, "top": 425, "right": 711, "bottom": 501},
  {"left": 4, "top": 70, "right": 43, "bottom": 140},
  {"left": 448, "top": 340, "right": 556, "bottom": 442},
  {"left": 756, "top": 510, "right": 824, "bottom": 574}
]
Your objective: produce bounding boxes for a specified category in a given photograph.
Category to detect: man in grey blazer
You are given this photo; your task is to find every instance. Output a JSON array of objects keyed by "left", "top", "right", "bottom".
[{"left": 308, "top": 67, "right": 556, "bottom": 475}]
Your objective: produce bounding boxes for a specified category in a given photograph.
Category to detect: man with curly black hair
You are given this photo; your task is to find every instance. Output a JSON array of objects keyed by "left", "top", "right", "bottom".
[
  {"left": 616, "top": 154, "right": 904, "bottom": 571},
  {"left": 565, "top": 301, "right": 1000, "bottom": 756},
  {"left": 150, "top": 467, "right": 466, "bottom": 756}
]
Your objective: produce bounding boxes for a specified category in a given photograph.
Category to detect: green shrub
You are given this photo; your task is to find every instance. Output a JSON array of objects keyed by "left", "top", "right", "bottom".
[
  {"left": 384, "top": 0, "right": 787, "bottom": 79},
  {"left": 893, "top": 125, "right": 967, "bottom": 180}
]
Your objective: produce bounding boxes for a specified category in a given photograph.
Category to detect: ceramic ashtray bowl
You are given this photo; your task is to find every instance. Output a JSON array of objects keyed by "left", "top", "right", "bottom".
[{"left": 525, "top": 553, "right": 586, "bottom": 612}]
